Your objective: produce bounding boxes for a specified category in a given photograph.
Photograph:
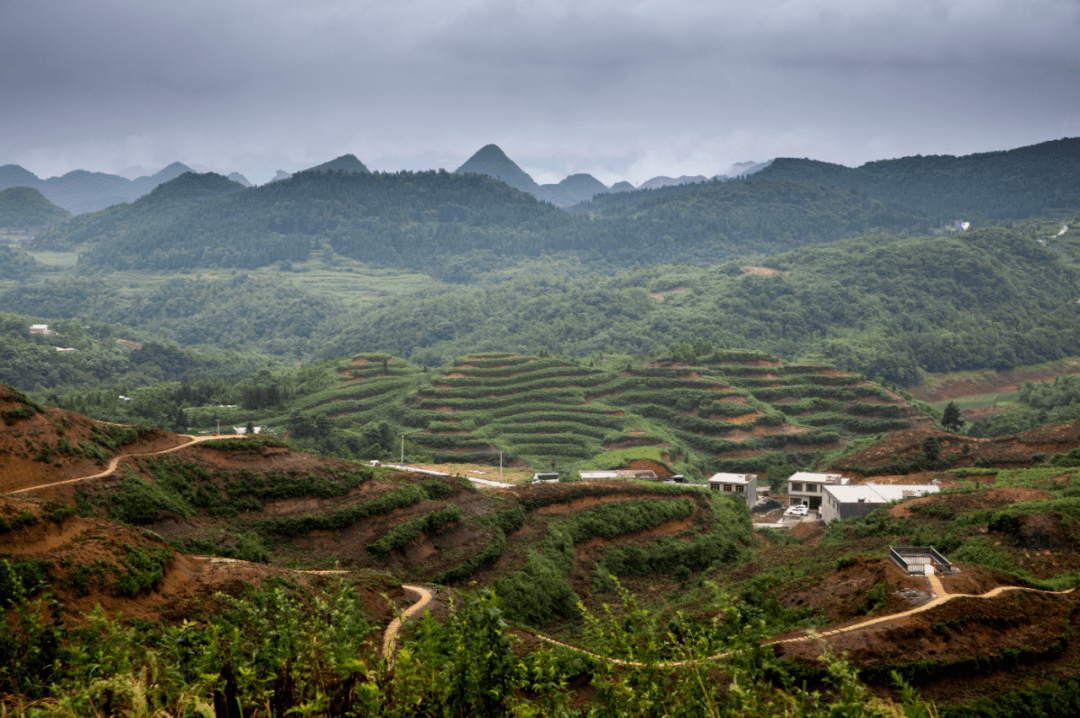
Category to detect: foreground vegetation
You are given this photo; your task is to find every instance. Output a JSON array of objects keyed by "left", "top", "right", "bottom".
[{"left": 0, "top": 568, "right": 936, "bottom": 717}]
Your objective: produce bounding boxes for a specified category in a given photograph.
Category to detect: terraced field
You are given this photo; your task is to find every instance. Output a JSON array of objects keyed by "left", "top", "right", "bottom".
[{"left": 266, "top": 351, "right": 928, "bottom": 476}]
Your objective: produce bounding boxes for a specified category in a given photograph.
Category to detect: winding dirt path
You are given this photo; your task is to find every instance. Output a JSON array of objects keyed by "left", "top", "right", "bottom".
[
  {"left": 10, "top": 434, "right": 245, "bottom": 494},
  {"left": 382, "top": 584, "right": 433, "bottom": 662},
  {"left": 532, "top": 576, "right": 1076, "bottom": 668}
]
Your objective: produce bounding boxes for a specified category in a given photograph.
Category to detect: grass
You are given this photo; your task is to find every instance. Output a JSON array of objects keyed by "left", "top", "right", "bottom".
[
  {"left": 25, "top": 250, "right": 80, "bottom": 267},
  {"left": 931, "top": 388, "right": 1021, "bottom": 412}
]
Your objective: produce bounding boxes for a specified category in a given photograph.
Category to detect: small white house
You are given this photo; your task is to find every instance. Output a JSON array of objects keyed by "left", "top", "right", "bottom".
[
  {"left": 821, "top": 484, "right": 940, "bottom": 524},
  {"left": 707, "top": 473, "right": 757, "bottom": 508},
  {"left": 30, "top": 324, "right": 50, "bottom": 334}
]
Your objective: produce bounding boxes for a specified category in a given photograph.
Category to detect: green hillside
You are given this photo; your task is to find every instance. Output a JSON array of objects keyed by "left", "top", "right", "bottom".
[
  {"left": 0, "top": 186, "right": 72, "bottom": 229},
  {"left": 0, "top": 246, "right": 44, "bottom": 282},
  {"left": 236, "top": 350, "right": 928, "bottom": 477},
  {"left": 35, "top": 172, "right": 245, "bottom": 250},
  {"left": 755, "top": 137, "right": 1080, "bottom": 222},
  {"left": 43, "top": 168, "right": 929, "bottom": 276},
  {"left": 322, "top": 228, "right": 1080, "bottom": 384}
]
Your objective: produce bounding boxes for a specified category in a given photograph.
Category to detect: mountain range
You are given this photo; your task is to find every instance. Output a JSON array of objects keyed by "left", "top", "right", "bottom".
[
  {"left": 451, "top": 144, "right": 768, "bottom": 206},
  {"left": 0, "top": 146, "right": 767, "bottom": 216}
]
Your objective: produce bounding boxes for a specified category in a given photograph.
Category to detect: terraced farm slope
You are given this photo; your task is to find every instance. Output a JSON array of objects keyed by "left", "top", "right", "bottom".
[{"left": 268, "top": 351, "right": 931, "bottom": 476}]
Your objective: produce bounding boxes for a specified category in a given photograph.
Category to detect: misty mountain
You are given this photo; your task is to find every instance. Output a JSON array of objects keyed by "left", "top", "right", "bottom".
[
  {"left": 0, "top": 186, "right": 72, "bottom": 229},
  {"left": 755, "top": 138, "right": 1080, "bottom": 221},
  {"left": 637, "top": 175, "right": 709, "bottom": 190},
  {"left": 538, "top": 173, "right": 609, "bottom": 207},
  {"left": 36, "top": 172, "right": 246, "bottom": 250},
  {"left": 227, "top": 172, "right": 253, "bottom": 187},
  {"left": 609, "top": 181, "right": 635, "bottom": 193},
  {"left": 454, "top": 144, "right": 545, "bottom": 199},
  {"left": 0, "top": 161, "right": 195, "bottom": 215},
  {"left": 722, "top": 160, "right": 772, "bottom": 178},
  {"left": 304, "top": 154, "right": 371, "bottom": 174}
]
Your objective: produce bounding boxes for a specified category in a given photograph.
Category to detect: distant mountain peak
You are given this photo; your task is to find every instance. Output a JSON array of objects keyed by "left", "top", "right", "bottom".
[
  {"left": 305, "top": 154, "right": 370, "bottom": 174},
  {"left": 455, "top": 145, "right": 542, "bottom": 196},
  {"left": 227, "top": 172, "right": 252, "bottom": 187}
]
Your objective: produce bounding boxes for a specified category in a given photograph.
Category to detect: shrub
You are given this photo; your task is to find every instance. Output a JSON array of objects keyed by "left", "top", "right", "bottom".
[{"left": 366, "top": 506, "right": 463, "bottom": 560}]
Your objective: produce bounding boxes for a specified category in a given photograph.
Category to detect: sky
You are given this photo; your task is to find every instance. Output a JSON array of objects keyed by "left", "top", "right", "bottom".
[{"left": 2, "top": 0, "right": 1078, "bottom": 186}]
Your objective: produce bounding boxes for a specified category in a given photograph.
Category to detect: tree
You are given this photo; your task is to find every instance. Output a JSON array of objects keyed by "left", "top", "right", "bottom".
[
  {"left": 942, "top": 401, "right": 965, "bottom": 433},
  {"left": 921, "top": 436, "right": 941, "bottom": 463}
]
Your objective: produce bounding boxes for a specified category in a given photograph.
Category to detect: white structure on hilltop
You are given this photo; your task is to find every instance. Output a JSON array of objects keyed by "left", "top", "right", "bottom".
[
  {"left": 821, "top": 484, "right": 939, "bottom": 524},
  {"left": 708, "top": 473, "right": 757, "bottom": 508}
]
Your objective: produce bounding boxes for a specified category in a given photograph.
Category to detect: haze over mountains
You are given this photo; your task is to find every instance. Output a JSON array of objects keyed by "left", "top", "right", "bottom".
[{"left": 0, "top": 144, "right": 767, "bottom": 216}]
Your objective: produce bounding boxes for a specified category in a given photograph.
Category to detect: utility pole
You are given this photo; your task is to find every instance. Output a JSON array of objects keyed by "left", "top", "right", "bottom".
[
  {"left": 499, "top": 451, "right": 503, "bottom": 482},
  {"left": 400, "top": 434, "right": 406, "bottom": 465}
]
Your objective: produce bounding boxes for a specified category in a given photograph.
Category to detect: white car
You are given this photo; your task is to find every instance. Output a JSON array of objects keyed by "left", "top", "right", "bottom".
[{"left": 786, "top": 505, "right": 809, "bottom": 516}]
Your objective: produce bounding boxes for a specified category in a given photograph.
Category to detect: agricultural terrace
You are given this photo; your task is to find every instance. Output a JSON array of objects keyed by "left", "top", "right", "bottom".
[{"left": 255, "top": 351, "right": 932, "bottom": 478}]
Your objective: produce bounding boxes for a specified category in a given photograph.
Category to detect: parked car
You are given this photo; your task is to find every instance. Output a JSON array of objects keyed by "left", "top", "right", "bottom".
[{"left": 786, "top": 504, "right": 809, "bottom": 516}]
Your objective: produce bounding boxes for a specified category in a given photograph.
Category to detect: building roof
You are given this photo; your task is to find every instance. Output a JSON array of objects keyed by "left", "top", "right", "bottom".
[
  {"left": 824, "top": 484, "right": 939, "bottom": 504},
  {"left": 708, "top": 473, "right": 755, "bottom": 485},
  {"left": 580, "top": 470, "right": 658, "bottom": 480},
  {"left": 789, "top": 471, "right": 850, "bottom": 485}
]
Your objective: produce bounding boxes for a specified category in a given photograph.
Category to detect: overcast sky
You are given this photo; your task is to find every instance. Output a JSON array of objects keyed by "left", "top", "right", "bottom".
[{"left": 2, "top": 0, "right": 1078, "bottom": 186}]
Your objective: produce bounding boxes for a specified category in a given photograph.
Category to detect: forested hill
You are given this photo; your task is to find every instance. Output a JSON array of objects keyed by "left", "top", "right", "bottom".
[
  {"left": 64, "top": 170, "right": 929, "bottom": 275},
  {"left": 36, "top": 172, "right": 247, "bottom": 250},
  {"left": 0, "top": 186, "right": 72, "bottom": 229},
  {"left": 581, "top": 178, "right": 929, "bottom": 245},
  {"left": 754, "top": 137, "right": 1080, "bottom": 222},
  {"left": 321, "top": 228, "right": 1080, "bottom": 384}
]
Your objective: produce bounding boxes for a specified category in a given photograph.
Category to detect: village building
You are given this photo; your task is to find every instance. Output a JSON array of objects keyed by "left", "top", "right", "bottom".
[
  {"left": 579, "top": 469, "right": 659, "bottom": 481},
  {"left": 821, "top": 484, "right": 940, "bottom": 524},
  {"left": 787, "top": 472, "right": 850, "bottom": 510},
  {"left": 707, "top": 473, "right": 757, "bottom": 508}
]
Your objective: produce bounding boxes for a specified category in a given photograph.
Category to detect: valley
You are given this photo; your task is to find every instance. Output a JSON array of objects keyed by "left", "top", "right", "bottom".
[{"left": 1, "top": 137, "right": 1080, "bottom": 715}]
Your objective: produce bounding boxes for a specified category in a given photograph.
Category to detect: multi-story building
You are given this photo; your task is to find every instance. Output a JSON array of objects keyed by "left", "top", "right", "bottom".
[{"left": 786, "top": 472, "right": 849, "bottom": 510}]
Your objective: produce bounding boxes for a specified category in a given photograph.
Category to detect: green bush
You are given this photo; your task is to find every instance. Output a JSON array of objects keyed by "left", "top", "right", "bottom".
[{"left": 109, "top": 473, "right": 194, "bottom": 524}]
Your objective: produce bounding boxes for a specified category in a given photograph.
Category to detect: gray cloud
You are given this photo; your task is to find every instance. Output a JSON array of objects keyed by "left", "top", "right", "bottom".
[{"left": 1, "top": 0, "right": 1077, "bottom": 185}]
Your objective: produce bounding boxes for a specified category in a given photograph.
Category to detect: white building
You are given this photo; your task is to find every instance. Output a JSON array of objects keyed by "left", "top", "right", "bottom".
[
  {"left": 579, "top": 470, "right": 659, "bottom": 481},
  {"left": 787, "top": 472, "right": 850, "bottom": 510},
  {"left": 821, "top": 484, "right": 939, "bottom": 523},
  {"left": 708, "top": 473, "right": 757, "bottom": 508}
]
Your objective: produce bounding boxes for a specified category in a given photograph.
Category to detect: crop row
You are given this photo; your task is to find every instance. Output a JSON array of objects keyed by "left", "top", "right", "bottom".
[
  {"left": 513, "top": 442, "right": 594, "bottom": 458},
  {"left": 412, "top": 434, "right": 492, "bottom": 451},
  {"left": 489, "top": 411, "right": 626, "bottom": 429},
  {"left": 420, "top": 374, "right": 607, "bottom": 400},
  {"left": 414, "top": 388, "right": 585, "bottom": 410},
  {"left": 487, "top": 421, "right": 610, "bottom": 440},
  {"left": 438, "top": 365, "right": 606, "bottom": 387}
]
